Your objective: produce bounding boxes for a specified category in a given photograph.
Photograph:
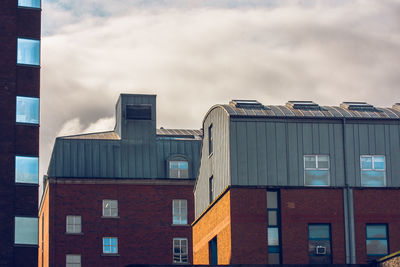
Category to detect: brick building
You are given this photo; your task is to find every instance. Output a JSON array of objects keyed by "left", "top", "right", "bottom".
[
  {"left": 38, "top": 94, "right": 202, "bottom": 266},
  {"left": 0, "top": 0, "right": 41, "bottom": 266},
  {"left": 193, "top": 100, "right": 400, "bottom": 265}
]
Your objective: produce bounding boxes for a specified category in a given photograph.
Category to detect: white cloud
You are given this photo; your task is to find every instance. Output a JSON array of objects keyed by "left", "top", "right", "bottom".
[{"left": 40, "top": 0, "right": 400, "bottom": 188}]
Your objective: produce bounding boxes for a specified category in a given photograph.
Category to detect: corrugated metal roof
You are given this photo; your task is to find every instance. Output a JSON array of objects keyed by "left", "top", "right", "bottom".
[
  {"left": 61, "top": 131, "right": 121, "bottom": 140},
  {"left": 220, "top": 104, "right": 400, "bottom": 119}
]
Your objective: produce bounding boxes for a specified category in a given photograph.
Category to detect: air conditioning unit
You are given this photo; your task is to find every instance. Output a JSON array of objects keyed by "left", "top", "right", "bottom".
[{"left": 315, "top": 246, "right": 327, "bottom": 255}]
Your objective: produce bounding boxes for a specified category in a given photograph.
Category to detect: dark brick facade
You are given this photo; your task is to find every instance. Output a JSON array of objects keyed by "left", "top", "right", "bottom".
[
  {"left": 42, "top": 178, "right": 194, "bottom": 266},
  {"left": 353, "top": 189, "right": 400, "bottom": 264},
  {"left": 0, "top": 1, "right": 40, "bottom": 265}
]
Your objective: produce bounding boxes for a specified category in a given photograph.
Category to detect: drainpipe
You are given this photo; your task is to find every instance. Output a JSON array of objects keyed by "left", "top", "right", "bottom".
[{"left": 342, "top": 118, "right": 356, "bottom": 264}]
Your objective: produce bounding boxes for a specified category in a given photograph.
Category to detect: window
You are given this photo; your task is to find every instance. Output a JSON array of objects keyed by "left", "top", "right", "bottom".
[
  {"left": 267, "top": 191, "right": 280, "bottom": 264},
  {"left": 14, "top": 217, "right": 38, "bottom": 245},
  {"left": 173, "top": 238, "right": 188, "bottom": 263},
  {"left": 209, "top": 176, "right": 214, "bottom": 204},
  {"left": 16, "top": 96, "right": 39, "bottom": 124},
  {"left": 172, "top": 200, "right": 187, "bottom": 225},
  {"left": 17, "top": 38, "right": 40, "bottom": 66},
  {"left": 169, "top": 160, "right": 189, "bottom": 178},
  {"left": 304, "top": 155, "right": 330, "bottom": 186},
  {"left": 66, "top": 216, "right": 81, "bottom": 233},
  {"left": 102, "top": 200, "right": 118, "bottom": 217},
  {"left": 103, "top": 237, "right": 118, "bottom": 254},
  {"left": 361, "top": 155, "right": 386, "bottom": 187},
  {"left": 308, "top": 224, "right": 332, "bottom": 264},
  {"left": 126, "top": 104, "right": 151, "bottom": 120},
  {"left": 18, "top": 0, "right": 41, "bottom": 8},
  {"left": 66, "top": 255, "right": 81, "bottom": 267},
  {"left": 15, "top": 156, "right": 39, "bottom": 184},
  {"left": 208, "top": 124, "right": 213, "bottom": 155},
  {"left": 209, "top": 236, "right": 217, "bottom": 265},
  {"left": 366, "top": 224, "right": 388, "bottom": 261}
]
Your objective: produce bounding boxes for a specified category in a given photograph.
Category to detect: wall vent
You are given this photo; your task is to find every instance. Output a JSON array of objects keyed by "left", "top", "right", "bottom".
[
  {"left": 126, "top": 104, "right": 152, "bottom": 120},
  {"left": 230, "top": 99, "right": 265, "bottom": 109},
  {"left": 286, "top": 101, "right": 321, "bottom": 110},
  {"left": 340, "top": 102, "right": 375, "bottom": 111},
  {"left": 392, "top": 103, "right": 400, "bottom": 112}
]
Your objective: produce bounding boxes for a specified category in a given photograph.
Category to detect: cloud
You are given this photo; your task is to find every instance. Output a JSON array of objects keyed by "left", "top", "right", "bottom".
[{"left": 40, "top": 0, "right": 400, "bottom": 187}]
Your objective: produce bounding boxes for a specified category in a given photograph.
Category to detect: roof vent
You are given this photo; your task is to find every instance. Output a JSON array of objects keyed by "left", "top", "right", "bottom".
[
  {"left": 392, "top": 103, "right": 400, "bottom": 112},
  {"left": 286, "top": 101, "right": 321, "bottom": 110},
  {"left": 340, "top": 102, "right": 375, "bottom": 111},
  {"left": 230, "top": 99, "right": 265, "bottom": 109}
]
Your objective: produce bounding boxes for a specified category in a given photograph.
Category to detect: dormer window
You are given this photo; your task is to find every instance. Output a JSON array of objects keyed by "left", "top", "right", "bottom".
[
  {"left": 168, "top": 156, "right": 189, "bottom": 178},
  {"left": 126, "top": 104, "right": 152, "bottom": 120}
]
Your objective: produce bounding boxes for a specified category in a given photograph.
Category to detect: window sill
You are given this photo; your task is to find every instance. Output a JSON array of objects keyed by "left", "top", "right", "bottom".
[
  {"left": 102, "top": 253, "right": 119, "bottom": 257},
  {"left": 14, "top": 244, "right": 38, "bottom": 248},
  {"left": 171, "top": 224, "right": 190, "bottom": 227},
  {"left": 65, "top": 232, "right": 83, "bottom": 235},
  {"left": 101, "top": 216, "right": 120, "bottom": 219}
]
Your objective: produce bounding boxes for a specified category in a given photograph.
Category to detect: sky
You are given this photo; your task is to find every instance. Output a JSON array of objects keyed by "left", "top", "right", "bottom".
[{"left": 39, "top": 0, "right": 400, "bottom": 191}]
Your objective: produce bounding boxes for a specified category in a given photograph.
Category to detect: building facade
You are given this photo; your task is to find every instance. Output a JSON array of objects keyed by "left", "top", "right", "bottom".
[
  {"left": 193, "top": 100, "right": 400, "bottom": 265},
  {"left": 0, "top": 0, "right": 41, "bottom": 266},
  {"left": 38, "top": 94, "right": 202, "bottom": 266}
]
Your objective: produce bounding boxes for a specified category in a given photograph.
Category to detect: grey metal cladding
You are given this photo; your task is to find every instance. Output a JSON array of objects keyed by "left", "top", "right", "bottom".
[
  {"left": 194, "top": 107, "right": 230, "bottom": 218},
  {"left": 47, "top": 136, "right": 201, "bottom": 179},
  {"left": 194, "top": 103, "right": 400, "bottom": 214}
]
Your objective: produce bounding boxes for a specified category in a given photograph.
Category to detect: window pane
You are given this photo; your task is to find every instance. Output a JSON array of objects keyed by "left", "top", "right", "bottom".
[
  {"left": 178, "top": 161, "right": 188, "bottom": 169},
  {"left": 268, "top": 253, "right": 280, "bottom": 264},
  {"left": 318, "top": 155, "right": 329, "bottom": 168},
  {"left": 18, "top": 0, "right": 41, "bottom": 8},
  {"left": 304, "top": 156, "right": 316, "bottom": 168},
  {"left": 305, "top": 170, "right": 329, "bottom": 186},
  {"left": 367, "top": 225, "right": 387, "bottom": 239},
  {"left": 267, "top": 191, "right": 278, "bottom": 209},
  {"left": 170, "top": 161, "right": 179, "bottom": 169},
  {"left": 268, "top": 228, "right": 279, "bottom": 246},
  {"left": 15, "top": 156, "right": 39, "bottom": 184},
  {"left": 16, "top": 96, "right": 39, "bottom": 124},
  {"left": 268, "top": 210, "right": 278, "bottom": 226},
  {"left": 367, "top": 240, "right": 388, "bottom": 255},
  {"left": 361, "top": 156, "right": 373, "bottom": 169},
  {"left": 361, "top": 171, "right": 385, "bottom": 187},
  {"left": 17, "top": 38, "right": 40, "bottom": 65},
  {"left": 15, "top": 217, "right": 38, "bottom": 245},
  {"left": 374, "top": 156, "right": 385, "bottom": 170},
  {"left": 309, "top": 225, "right": 330, "bottom": 239}
]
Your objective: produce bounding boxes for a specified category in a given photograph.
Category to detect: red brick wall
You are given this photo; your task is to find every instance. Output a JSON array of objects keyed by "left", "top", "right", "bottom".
[
  {"left": 353, "top": 189, "right": 400, "bottom": 264},
  {"left": 280, "top": 188, "right": 346, "bottom": 264},
  {"left": 48, "top": 181, "right": 194, "bottom": 266},
  {"left": 230, "top": 188, "right": 268, "bottom": 264}
]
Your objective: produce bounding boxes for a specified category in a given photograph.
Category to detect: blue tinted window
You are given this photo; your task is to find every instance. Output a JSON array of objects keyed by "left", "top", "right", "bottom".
[
  {"left": 268, "top": 227, "right": 279, "bottom": 246},
  {"left": 15, "top": 156, "right": 39, "bottom": 184},
  {"left": 15, "top": 217, "right": 38, "bottom": 245},
  {"left": 16, "top": 96, "right": 39, "bottom": 124},
  {"left": 304, "top": 155, "right": 330, "bottom": 186},
  {"left": 366, "top": 224, "right": 388, "bottom": 256},
  {"left": 17, "top": 38, "right": 40, "bottom": 66},
  {"left": 18, "top": 0, "right": 41, "bottom": 8},
  {"left": 103, "top": 237, "right": 118, "bottom": 254},
  {"left": 309, "top": 224, "right": 330, "bottom": 239}
]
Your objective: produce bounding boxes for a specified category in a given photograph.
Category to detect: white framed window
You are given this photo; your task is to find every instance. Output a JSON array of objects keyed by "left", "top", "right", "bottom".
[
  {"left": 66, "top": 216, "right": 81, "bottom": 233},
  {"left": 173, "top": 238, "right": 188, "bottom": 263},
  {"left": 169, "top": 160, "right": 189, "bottom": 178},
  {"left": 304, "top": 155, "right": 330, "bottom": 186},
  {"left": 103, "top": 237, "right": 118, "bottom": 254},
  {"left": 66, "top": 254, "right": 81, "bottom": 267},
  {"left": 361, "top": 155, "right": 386, "bottom": 187},
  {"left": 172, "top": 200, "right": 188, "bottom": 225},
  {"left": 102, "top": 200, "right": 118, "bottom": 217}
]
